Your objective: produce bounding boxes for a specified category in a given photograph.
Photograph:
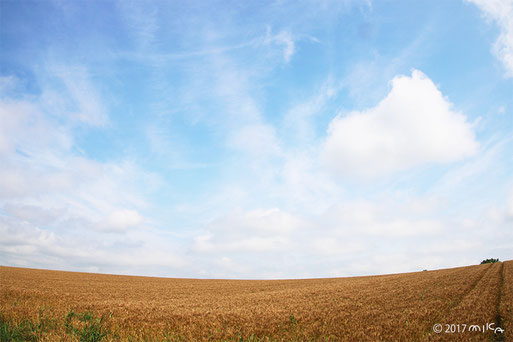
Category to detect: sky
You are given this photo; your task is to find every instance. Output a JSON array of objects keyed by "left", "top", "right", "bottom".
[{"left": 0, "top": 0, "right": 512, "bottom": 279}]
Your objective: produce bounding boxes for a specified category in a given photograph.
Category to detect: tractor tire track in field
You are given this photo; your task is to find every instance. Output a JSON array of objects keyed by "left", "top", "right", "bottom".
[
  {"left": 431, "top": 262, "right": 503, "bottom": 341},
  {"left": 454, "top": 263, "right": 493, "bottom": 307},
  {"left": 443, "top": 262, "right": 494, "bottom": 314},
  {"left": 494, "top": 261, "right": 504, "bottom": 342},
  {"left": 498, "top": 260, "right": 513, "bottom": 342}
]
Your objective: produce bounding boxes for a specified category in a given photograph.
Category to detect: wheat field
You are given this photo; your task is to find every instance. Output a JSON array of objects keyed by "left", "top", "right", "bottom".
[{"left": 1, "top": 261, "right": 511, "bottom": 341}]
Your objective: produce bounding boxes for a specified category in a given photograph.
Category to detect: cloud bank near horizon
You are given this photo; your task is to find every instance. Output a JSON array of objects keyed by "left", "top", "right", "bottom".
[{"left": 0, "top": 0, "right": 512, "bottom": 279}]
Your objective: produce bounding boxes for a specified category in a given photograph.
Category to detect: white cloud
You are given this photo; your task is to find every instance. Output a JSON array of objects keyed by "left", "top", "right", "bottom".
[
  {"left": 0, "top": 70, "right": 171, "bottom": 275},
  {"left": 508, "top": 190, "right": 513, "bottom": 219},
  {"left": 322, "top": 69, "right": 479, "bottom": 177},
  {"left": 0, "top": 100, "right": 72, "bottom": 156},
  {"left": 197, "top": 54, "right": 282, "bottom": 162},
  {"left": 100, "top": 209, "right": 143, "bottom": 232},
  {"left": 1, "top": 7, "right": 510, "bottom": 281},
  {"left": 214, "top": 256, "right": 249, "bottom": 274},
  {"left": 0, "top": 216, "right": 185, "bottom": 275},
  {"left": 117, "top": 0, "right": 158, "bottom": 48},
  {"left": 468, "top": 0, "right": 513, "bottom": 77},
  {"left": 490, "top": 186, "right": 513, "bottom": 223},
  {"left": 229, "top": 123, "right": 281, "bottom": 158},
  {"left": 0, "top": 76, "right": 19, "bottom": 95},
  {"left": 311, "top": 238, "right": 364, "bottom": 255},
  {"left": 3, "top": 203, "right": 66, "bottom": 226},
  {"left": 42, "top": 66, "right": 108, "bottom": 126},
  {"left": 193, "top": 208, "right": 304, "bottom": 253},
  {"left": 275, "top": 151, "right": 342, "bottom": 215},
  {"left": 243, "top": 208, "right": 305, "bottom": 234},
  {"left": 323, "top": 200, "right": 444, "bottom": 238},
  {"left": 283, "top": 77, "right": 337, "bottom": 145},
  {"left": 431, "top": 138, "right": 506, "bottom": 195},
  {"left": 264, "top": 27, "right": 295, "bottom": 63}
]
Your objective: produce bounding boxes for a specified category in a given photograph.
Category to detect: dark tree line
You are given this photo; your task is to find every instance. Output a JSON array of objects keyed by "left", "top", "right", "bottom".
[{"left": 480, "top": 258, "right": 499, "bottom": 264}]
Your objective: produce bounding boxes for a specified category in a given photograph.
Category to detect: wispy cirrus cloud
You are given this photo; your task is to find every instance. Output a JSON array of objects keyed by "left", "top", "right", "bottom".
[
  {"left": 264, "top": 27, "right": 296, "bottom": 63},
  {"left": 41, "top": 66, "right": 109, "bottom": 127},
  {"left": 116, "top": 0, "right": 159, "bottom": 49}
]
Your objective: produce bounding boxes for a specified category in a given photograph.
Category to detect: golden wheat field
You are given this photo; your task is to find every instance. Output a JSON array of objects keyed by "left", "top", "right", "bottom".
[{"left": 1, "top": 261, "right": 511, "bottom": 341}]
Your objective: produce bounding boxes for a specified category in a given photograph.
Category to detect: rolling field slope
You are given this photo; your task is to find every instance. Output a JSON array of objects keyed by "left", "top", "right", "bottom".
[{"left": 1, "top": 261, "right": 511, "bottom": 341}]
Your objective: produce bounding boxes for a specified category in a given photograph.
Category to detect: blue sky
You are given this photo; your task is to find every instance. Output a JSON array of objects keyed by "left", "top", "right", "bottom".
[{"left": 1, "top": 0, "right": 512, "bottom": 278}]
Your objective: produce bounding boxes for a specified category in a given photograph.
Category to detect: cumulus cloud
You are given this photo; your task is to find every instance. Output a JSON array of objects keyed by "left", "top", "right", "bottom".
[
  {"left": 322, "top": 70, "right": 479, "bottom": 177},
  {"left": 467, "top": 0, "right": 513, "bottom": 77}
]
